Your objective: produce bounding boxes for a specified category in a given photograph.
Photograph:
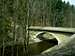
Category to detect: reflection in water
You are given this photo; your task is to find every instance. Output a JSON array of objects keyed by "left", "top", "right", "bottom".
[{"left": 30, "top": 38, "right": 58, "bottom": 55}]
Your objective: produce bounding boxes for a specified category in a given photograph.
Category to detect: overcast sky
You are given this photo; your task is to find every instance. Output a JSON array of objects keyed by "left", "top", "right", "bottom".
[{"left": 62, "top": 0, "right": 75, "bottom": 5}]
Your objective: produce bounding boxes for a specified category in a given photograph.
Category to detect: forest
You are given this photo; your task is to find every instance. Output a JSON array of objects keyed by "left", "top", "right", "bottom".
[{"left": 0, "top": 0, "right": 75, "bottom": 56}]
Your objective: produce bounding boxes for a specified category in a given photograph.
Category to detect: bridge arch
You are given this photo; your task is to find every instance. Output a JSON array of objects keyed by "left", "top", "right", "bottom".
[{"left": 36, "top": 32, "right": 61, "bottom": 45}]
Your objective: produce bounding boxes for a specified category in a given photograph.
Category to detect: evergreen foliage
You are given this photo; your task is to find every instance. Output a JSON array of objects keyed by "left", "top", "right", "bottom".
[{"left": 0, "top": 0, "right": 75, "bottom": 56}]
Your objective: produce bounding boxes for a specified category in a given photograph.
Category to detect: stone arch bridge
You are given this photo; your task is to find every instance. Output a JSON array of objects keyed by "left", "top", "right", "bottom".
[
  {"left": 29, "top": 26, "right": 75, "bottom": 44},
  {"left": 28, "top": 26, "right": 75, "bottom": 54}
]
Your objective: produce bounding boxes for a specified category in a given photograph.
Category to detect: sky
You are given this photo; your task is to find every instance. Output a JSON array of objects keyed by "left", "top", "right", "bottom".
[{"left": 62, "top": 0, "right": 75, "bottom": 5}]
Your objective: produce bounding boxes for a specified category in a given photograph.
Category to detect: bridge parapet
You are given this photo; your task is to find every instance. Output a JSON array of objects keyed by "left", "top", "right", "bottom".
[{"left": 28, "top": 26, "right": 75, "bottom": 34}]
